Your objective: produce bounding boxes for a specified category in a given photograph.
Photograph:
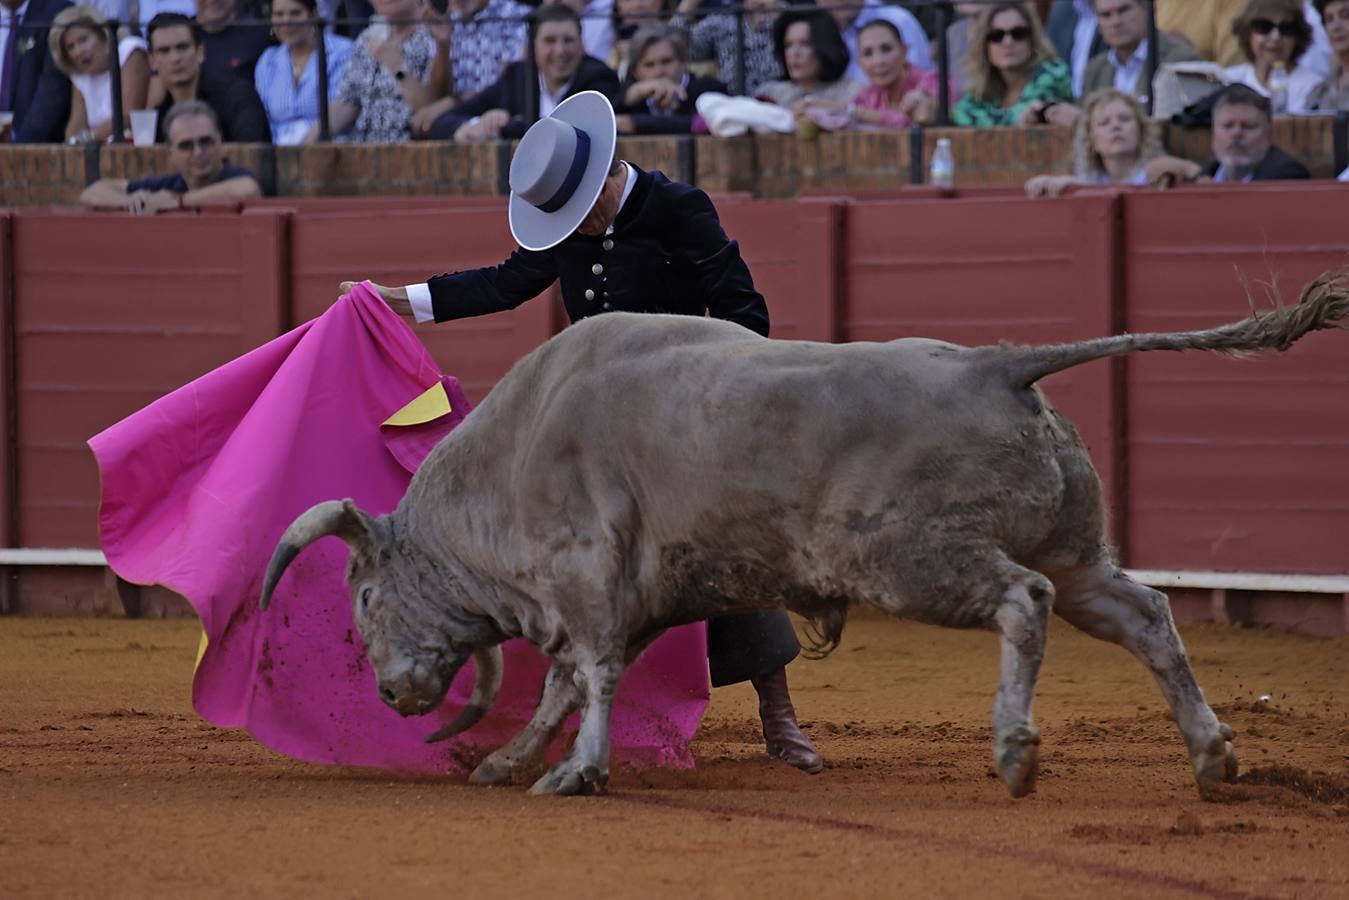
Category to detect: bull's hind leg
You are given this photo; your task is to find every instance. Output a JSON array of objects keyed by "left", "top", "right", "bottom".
[
  {"left": 1052, "top": 562, "right": 1237, "bottom": 798},
  {"left": 529, "top": 655, "right": 624, "bottom": 796},
  {"left": 987, "top": 563, "right": 1056, "bottom": 798},
  {"left": 470, "top": 662, "right": 580, "bottom": 786}
]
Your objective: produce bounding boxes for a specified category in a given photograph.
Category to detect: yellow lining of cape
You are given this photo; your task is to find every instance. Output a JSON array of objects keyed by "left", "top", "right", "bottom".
[{"left": 382, "top": 382, "right": 452, "bottom": 427}]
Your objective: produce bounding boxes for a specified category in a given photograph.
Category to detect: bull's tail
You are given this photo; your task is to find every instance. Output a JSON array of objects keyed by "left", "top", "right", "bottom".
[{"left": 995, "top": 272, "right": 1349, "bottom": 390}]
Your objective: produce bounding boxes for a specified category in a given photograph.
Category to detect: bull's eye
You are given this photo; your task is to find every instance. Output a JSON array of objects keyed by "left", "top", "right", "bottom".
[{"left": 359, "top": 586, "right": 374, "bottom": 612}]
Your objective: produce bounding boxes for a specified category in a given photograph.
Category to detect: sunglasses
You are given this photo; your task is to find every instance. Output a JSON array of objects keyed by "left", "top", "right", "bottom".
[
  {"left": 986, "top": 25, "right": 1031, "bottom": 44},
  {"left": 172, "top": 134, "right": 218, "bottom": 153},
  {"left": 1249, "top": 18, "right": 1300, "bottom": 37}
]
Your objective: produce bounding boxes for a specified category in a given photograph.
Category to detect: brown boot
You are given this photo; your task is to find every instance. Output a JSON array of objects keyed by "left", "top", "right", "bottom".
[{"left": 751, "top": 666, "right": 823, "bottom": 774}]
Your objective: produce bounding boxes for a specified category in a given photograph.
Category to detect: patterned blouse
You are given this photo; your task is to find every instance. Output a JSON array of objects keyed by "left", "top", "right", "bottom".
[
  {"left": 335, "top": 26, "right": 437, "bottom": 144},
  {"left": 953, "top": 58, "right": 1072, "bottom": 127},
  {"left": 672, "top": 11, "right": 782, "bottom": 97},
  {"left": 254, "top": 34, "right": 354, "bottom": 145},
  {"left": 449, "top": 0, "right": 531, "bottom": 98}
]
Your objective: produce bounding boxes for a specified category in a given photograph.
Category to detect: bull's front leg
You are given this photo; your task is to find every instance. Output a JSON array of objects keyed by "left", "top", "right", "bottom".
[
  {"left": 470, "top": 662, "right": 580, "bottom": 786},
  {"left": 529, "top": 656, "right": 623, "bottom": 796}
]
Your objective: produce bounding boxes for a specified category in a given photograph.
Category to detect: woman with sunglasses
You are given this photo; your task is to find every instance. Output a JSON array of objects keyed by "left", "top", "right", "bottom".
[
  {"left": 1222, "top": 0, "right": 1322, "bottom": 112},
  {"left": 954, "top": 3, "right": 1072, "bottom": 127}
]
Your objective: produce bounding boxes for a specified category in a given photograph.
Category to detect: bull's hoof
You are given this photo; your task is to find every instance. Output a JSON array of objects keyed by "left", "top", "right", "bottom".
[
  {"left": 996, "top": 724, "right": 1041, "bottom": 798},
  {"left": 468, "top": 755, "right": 515, "bottom": 786},
  {"left": 529, "top": 761, "right": 608, "bottom": 796},
  {"left": 1194, "top": 723, "right": 1238, "bottom": 800}
]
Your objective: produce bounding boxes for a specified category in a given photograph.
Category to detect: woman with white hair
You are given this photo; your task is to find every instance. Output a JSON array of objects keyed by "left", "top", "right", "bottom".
[{"left": 48, "top": 4, "right": 150, "bottom": 143}]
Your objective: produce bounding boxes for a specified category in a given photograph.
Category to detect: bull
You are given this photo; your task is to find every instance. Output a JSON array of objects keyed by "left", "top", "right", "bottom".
[{"left": 261, "top": 274, "right": 1348, "bottom": 797}]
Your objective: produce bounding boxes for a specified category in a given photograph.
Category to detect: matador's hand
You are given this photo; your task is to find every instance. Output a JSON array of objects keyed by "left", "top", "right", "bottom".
[{"left": 339, "top": 280, "right": 414, "bottom": 318}]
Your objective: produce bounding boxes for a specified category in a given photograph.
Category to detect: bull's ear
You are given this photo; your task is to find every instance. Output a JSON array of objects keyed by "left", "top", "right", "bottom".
[{"left": 261, "top": 499, "right": 378, "bottom": 610}]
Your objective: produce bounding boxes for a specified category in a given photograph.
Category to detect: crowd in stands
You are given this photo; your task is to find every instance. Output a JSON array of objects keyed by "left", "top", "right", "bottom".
[{"left": 1, "top": 0, "right": 1345, "bottom": 208}]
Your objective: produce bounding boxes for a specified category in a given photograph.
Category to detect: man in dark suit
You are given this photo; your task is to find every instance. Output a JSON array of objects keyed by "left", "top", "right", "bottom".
[
  {"left": 0, "top": 0, "right": 72, "bottom": 143},
  {"left": 1146, "top": 84, "right": 1312, "bottom": 184},
  {"left": 347, "top": 89, "right": 825, "bottom": 775},
  {"left": 1202, "top": 85, "right": 1310, "bottom": 181},
  {"left": 427, "top": 3, "right": 619, "bottom": 142}
]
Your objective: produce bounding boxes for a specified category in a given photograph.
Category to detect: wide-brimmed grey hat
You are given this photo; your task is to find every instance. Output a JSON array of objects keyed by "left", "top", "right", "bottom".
[{"left": 507, "top": 91, "right": 617, "bottom": 252}]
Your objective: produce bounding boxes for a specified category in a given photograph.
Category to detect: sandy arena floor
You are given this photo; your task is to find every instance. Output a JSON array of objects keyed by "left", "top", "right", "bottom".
[{"left": 3, "top": 612, "right": 1347, "bottom": 899}]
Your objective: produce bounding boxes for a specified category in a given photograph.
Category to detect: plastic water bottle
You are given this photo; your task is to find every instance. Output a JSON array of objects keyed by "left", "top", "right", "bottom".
[
  {"left": 1268, "top": 62, "right": 1289, "bottom": 115},
  {"left": 930, "top": 137, "right": 955, "bottom": 191}
]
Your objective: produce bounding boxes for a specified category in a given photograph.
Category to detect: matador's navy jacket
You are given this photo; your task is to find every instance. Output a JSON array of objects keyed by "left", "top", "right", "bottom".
[{"left": 425, "top": 165, "right": 771, "bottom": 338}]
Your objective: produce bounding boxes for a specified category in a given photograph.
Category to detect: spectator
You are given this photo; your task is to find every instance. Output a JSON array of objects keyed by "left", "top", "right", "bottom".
[
  {"left": 1149, "top": 84, "right": 1311, "bottom": 181},
  {"left": 1025, "top": 87, "right": 1191, "bottom": 195},
  {"left": 194, "top": 0, "right": 272, "bottom": 84},
  {"left": 79, "top": 99, "right": 261, "bottom": 212},
  {"left": 1222, "top": 0, "right": 1322, "bottom": 112},
  {"left": 816, "top": 0, "right": 931, "bottom": 85},
  {"left": 0, "top": 0, "right": 72, "bottom": 143},
  {"left": 426, "top": 4, "right": 619, "bottom": 142},
  {"left": 756, "top": 7, "right": 861, "bottom": 112},
  {"left": 1045, "top": 0, "right": 1103, "bottom": 96},
  {"left": 327, "top": 0, "right": 445, "bottom": 142},
  {"left": 1305, "top": 0, "right": 1348, "bottom": 110},
  {"left": 1155, "top": 0, "right": 1332, "bottom": 77},
  {"left": 1081, "top": 0, "right": 1199, "bottom": 104},
  {"left": 848, "top": 18, "right": 937, "bottom": 129},
  {"left": 408, "top": 0, "right": 531, "bottom": 137},
  {"left": 254, "top": 0, "right": 352, "bottom": 144},
  {"left": 613, "top": 21, "right": 721, "bottom": 133},
  {"left": 671, "top": 0, "right": 782, "bottom": 97},
  {"left": 49, "top": 4, "right": 149, "bottom": 143},
  {"left": 610, "top": 0, "right": 670, "bottom": 77},
  {"left": 147, "top": 13, "right": 271, "bottom": 142},
  {"left": 954, "top": 3, "right": 1073, "bottom": 127}
]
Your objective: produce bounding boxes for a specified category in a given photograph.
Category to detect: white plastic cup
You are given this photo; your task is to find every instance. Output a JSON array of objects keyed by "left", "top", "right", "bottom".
[{"left": 130, "top": 109, "right": 158, "bottom": 147}]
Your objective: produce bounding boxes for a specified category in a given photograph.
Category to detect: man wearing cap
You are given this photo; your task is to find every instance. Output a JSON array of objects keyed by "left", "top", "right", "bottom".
[{"left": 343, "top": 89, "right": 823, "bottom": 775}]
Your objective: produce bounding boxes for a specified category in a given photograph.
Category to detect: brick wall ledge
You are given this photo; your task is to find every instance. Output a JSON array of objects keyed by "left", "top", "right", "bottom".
[{"left": 2, "top": 116, "right": 1343, "bottom": 207}]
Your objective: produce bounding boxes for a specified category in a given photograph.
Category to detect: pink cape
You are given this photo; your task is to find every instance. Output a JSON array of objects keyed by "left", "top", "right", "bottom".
[{"left": 89, "top": 283, "right": 709, "bottom": 773}]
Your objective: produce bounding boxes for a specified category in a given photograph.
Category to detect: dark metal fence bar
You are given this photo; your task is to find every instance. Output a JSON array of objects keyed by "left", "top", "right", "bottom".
[
  {"left": 106, "top": 21, "right": 125, "bottom": 143},
  {"left": 316, "top": 18, "right": 332, "bottom": 142}
]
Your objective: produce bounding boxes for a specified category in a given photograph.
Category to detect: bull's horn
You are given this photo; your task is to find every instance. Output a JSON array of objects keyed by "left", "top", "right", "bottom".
[
  {"left": 260, "top": 499, "right": 371, "bottom": 611},
  {"left": 424, "top": 645, "right": 505, "bottom": 743}
]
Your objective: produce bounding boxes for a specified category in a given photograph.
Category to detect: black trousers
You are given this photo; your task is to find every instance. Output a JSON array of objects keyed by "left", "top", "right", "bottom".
[{"left": 706, "top": 609, "right": 800, "bottom": 688}]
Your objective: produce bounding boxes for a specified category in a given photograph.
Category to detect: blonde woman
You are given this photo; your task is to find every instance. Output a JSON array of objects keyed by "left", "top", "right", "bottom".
[
  {"left": 1025, "top": 88, "right": 1189, "bottom": 196},
  {"left": 953, "top": 2, "right": 1072, "bottom": 127},
  {"left": 48, "top": 4, "right": 150, "bottom": 143}
]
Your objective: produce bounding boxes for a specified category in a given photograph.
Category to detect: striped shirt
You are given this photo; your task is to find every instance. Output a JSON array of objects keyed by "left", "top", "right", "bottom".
[{"left": 254, "top": 34, "right": 354, "bottom": 145}]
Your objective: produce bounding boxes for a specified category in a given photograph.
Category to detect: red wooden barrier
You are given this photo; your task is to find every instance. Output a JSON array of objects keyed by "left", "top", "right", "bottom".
[
  {"left": 1122, "top": 184, "right": 1349, "bottom": 574},
  {"left": 5, "top": 187, "right": 1347, "bottom": 599},
  {"left": 719, "top": 197, "right": 843, "bottom": 343},
  {"left": 0, "top": 213, "right": 13, "bottom": 557},
  {"left": 10, "top": 209, "right": 287, "bottom": 546}
]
